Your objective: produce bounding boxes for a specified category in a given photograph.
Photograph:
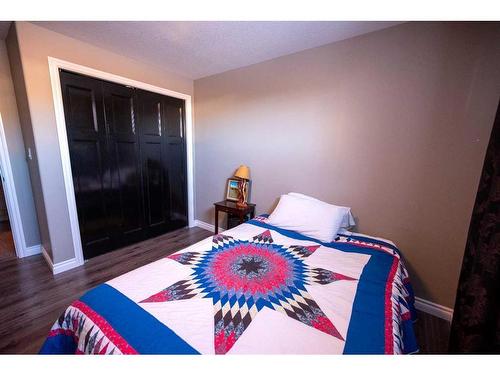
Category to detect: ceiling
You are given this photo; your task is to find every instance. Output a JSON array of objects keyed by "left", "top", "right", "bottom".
[
  {"left": 0, "top": 21, "right": 12, "bottom": 39},
  {"left": 33, "top": 21, "right": 401, "bottom": 79}
]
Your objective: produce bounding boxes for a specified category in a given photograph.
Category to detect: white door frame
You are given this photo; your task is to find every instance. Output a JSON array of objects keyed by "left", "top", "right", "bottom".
[
  {"left": 47, "top": 57, "right": 195, "bottom": 267},
  {"left": 0, "top": 112, "right": 29, "bottom": 258}
]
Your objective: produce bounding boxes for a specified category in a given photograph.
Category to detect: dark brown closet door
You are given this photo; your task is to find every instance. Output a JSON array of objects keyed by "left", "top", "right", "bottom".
[
  {"left": 136, "top": 90, "right": 170, "bottom": 236},
  {"left": 60, "top": 71, "right": 114, "bottom": 258},
  {"left": 102, "top": 82, "right": 145, "bottom": 247},
  {"left": 164, "top": 97, "right": 188, "bottom": 229},
  {"left": 61, "top": 70, "right": 188, "bottom": 260},
  {"left": 136, "top": 91, "right": 187, "bottom": 234}
]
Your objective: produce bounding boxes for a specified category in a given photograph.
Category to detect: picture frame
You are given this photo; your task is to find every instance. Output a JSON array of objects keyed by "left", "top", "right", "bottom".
[
  {"left": 226, "top": 178, "right": 252, "bottom": 202},
  {"left": 226, "top": 179, "right": 240, "bottom": 201}
]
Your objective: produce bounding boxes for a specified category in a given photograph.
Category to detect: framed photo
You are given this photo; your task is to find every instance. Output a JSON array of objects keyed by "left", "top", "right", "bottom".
[
  {"left": 226, "top": 178, "right": 252, "bottom": 202},
  {"left": 226, "top": 179, "right": 240, "bottom": 201}
]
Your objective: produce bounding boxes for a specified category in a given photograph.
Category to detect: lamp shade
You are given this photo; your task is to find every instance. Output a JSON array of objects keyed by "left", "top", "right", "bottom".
[{"left": 234, "top": 165, "right": 250, "bottom": 180}]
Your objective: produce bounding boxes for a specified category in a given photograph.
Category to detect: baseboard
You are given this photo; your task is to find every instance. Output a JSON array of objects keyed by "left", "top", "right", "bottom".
[
  {"left": 41, "top": 246, "right": 53, "bottom": 271},
  {"left": 415, "top": 297, "right": 454, "bottom": 322},
  {"left": 194, "top": 219, "right": 224, "bottom": 234},
  {"left": 23, "top": 244, "right": 42, "bottom": 257},
  {"left": 41, "top": 246, "right": 81, "bottom": 275}
]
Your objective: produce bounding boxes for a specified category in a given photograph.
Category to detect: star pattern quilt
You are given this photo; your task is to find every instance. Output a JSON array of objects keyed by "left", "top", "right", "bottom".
[{"left": 40, "top": 216, "right": 418, "bottom": 354}]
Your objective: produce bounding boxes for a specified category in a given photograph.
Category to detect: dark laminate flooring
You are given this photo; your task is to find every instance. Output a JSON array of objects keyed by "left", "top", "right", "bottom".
[
  {"left": 0, "top": 226, "right": 211, "bottom": 354},
  {"left": 414, "top": 308, "right": 451, "bottom": 353},
  {"left": 0, "top": 221, "right": 15, "bottom": 258},
  {"left": 0, "top": 226, "right": 450, "bottom": 354}
]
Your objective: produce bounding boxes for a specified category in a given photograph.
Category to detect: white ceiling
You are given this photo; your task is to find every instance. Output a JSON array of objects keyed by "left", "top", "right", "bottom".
[
  {"left": 33, "top": 21, "right": 401, "bottom": 79},
  {"left": 0, "top": 21, "right": 12, "bottom": 39}
]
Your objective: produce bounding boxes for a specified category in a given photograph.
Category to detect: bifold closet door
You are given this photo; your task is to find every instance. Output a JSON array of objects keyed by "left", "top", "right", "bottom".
[
  {"left": 61, "top": 72, "right": 146, "bottom": 258},
  {"left": 61, "top": 70, "right": 187, "bottom": 260},
  {"left": 60, "top": 71, "right": 115, "bottom": 258},
  {"left": 136, "top": 90, "right": 188, "bottom": 236}
]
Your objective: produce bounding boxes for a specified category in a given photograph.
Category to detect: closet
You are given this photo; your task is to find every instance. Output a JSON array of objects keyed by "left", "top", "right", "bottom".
[{"left": 60, "top": 70, "right": 187, "bottom": 259}]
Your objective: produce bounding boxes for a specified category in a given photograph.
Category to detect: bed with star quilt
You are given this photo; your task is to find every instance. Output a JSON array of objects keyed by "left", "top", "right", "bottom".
[{"left": 40, "top": 216, "right": 418, "bottom": 355}]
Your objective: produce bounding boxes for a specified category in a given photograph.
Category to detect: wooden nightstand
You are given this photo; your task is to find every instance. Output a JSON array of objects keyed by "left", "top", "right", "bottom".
[{"left": 213, "top": 200, "right": 256, "bottom": 234}]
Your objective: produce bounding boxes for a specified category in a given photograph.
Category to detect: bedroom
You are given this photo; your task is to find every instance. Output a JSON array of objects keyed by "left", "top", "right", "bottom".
[{"left": 0, "top": 0, "right": 499, "bottom": 371}]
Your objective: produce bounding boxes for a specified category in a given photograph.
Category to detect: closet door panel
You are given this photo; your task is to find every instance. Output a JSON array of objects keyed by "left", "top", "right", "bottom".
[
  {"left": 141, "top": 100, "right": 162, "bottom": 136},
  {"left": 114, "top": 141, "right": 143, "bottom": 233},
  {"left": 60, "top": 71, "right": 113, "bottom": 258},
  {"left": 166, "top": 143, "right": 186, "bottom": 224},
  {"left": 103, "top": 82, "right": 144, "bottom": 243},
  {"left": 164, "top": 98, "right": 188, "bottom": 228},
  {"left": 70, "top": 140, "right": 110, "bottom": 246},
  {"left": 137, "top": 90, "right": 170, "bottom": 235},
  {"left": 109, "top": 94, "right": 135, "bottom": 134},
  {"left": 144, "top": 143, "right": 166, "bottom": 226},
  {"left": 66, "top": 86, "right": 98, "bottom": 132},
  {"left": 165, "top": 102, "right": 183, "bottom": 138}
]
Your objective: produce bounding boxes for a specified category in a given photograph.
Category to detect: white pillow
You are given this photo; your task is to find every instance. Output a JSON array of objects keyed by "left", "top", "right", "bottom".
[
  {"left": 267, "top": 194, "right": 345, "bottom": 243},
  {"left": 287, "top": 192, "right": 355, "bottom": 229}
]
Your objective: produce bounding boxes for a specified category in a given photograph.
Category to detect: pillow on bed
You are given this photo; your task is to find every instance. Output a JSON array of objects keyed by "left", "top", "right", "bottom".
[
  {"left": 267, "top": 194, "right": 345, "bottom": 243},
  {"left": 288, "top": 192, "right": 355, "bottom": 229}
]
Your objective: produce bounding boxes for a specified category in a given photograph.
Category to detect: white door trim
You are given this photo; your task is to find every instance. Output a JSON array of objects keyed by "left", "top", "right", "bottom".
[
  {"left": 47, "top": 57, "right": 195, "bottom": 267},
  {"left": 0, "top": 113, "right": 33, "bottom": 258}
]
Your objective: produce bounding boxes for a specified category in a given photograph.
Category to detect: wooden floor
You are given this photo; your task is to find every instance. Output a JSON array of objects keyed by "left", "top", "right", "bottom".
[
  {"left": 414, "top": 308, "right": 451, "bottom": 353},
  {"left": 0, "top": 221, "right": 15, "bottom": 258},
  {"left": 0, "top": 226, "right": 211, "bottom": 354},
  {"left": 0, "top": 226, "right": 450, "bottom": 354}
]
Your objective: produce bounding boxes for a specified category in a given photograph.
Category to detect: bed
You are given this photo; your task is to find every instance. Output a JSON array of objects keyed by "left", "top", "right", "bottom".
[{"left": 40, "top": 215, "right": 418, "bottom": 354}]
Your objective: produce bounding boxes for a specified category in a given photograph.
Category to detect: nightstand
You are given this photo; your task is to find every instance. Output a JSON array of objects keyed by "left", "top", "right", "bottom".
[{"left": 213, "top": 200, "right": 256, "bottom": 234}]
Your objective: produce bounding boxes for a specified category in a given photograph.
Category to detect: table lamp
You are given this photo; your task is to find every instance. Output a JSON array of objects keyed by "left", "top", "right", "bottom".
[{"left": 234, "top": 165, "right": 250, "bottom": 208}]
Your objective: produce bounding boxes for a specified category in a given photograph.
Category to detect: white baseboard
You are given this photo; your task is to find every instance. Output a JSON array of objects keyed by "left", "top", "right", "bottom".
[
  {"left": 195, "top": 219, "right": 454, "bottom": 322},
  {"left": 194, "top": 219, "right": 224, "bottom": 234},
  {"left": 41, "top": 246, "right": 81, "bottom": 275},
  {"left": 23, "top": 244, "right": 42, "bottom": 257},
  {"left": 415, "top": 297, "right": 454, "bottom": 322},
  {"left": 41, "top": 246, "right": 53, "bottom": 270},
  {"left": 53, "top": 257, "right": 81, "bottom": 274}
]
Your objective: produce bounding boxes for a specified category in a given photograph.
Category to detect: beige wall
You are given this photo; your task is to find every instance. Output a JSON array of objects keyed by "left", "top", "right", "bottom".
[
  {"left": 0, "top": 39, "right": 40, "bottom": 248},
  {"left": 194, "top": 22, "right": 500, "bottom": 308},
  {"left": 8, "top": 21, "right": 194, "bottom": 263}
]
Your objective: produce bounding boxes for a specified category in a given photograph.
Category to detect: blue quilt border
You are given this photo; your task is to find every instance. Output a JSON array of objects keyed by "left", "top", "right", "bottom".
[{"left": 246, "top": 218, "right": 418, "bottom": 354}]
